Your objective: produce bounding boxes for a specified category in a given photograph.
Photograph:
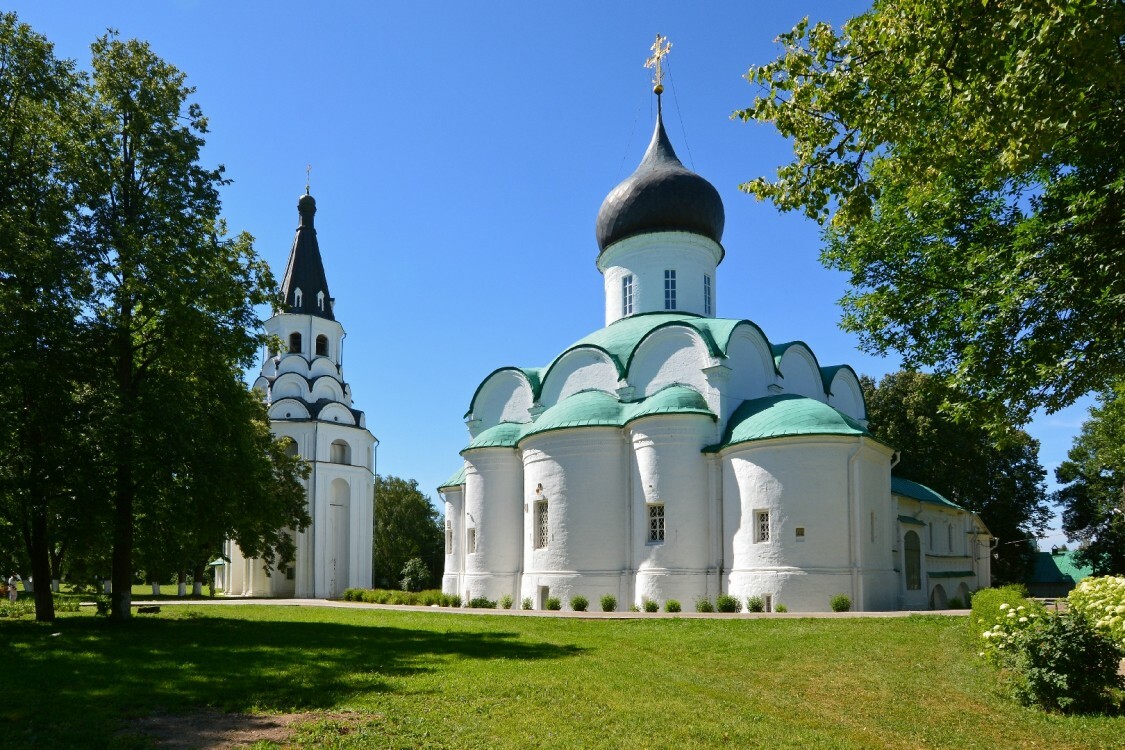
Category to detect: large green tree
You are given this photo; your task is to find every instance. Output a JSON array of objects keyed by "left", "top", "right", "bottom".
[
  {"left": 0, "top": 13, "right": 93, "bottom": 621},
  {"left": 863, "top": 371, "right": 1050, "bottom": 583},
  {"left": 1053, "top": 383, "right": 1125, "bottom": 575},
  {"left": 738, "top": 1, "right": 1125, "bottom": 427},
  {"left": 372, "top": 475, "right": 444, "bottom": 590},
  {"left": 70, "top": 33, "right": 286, "bottom": 620}
]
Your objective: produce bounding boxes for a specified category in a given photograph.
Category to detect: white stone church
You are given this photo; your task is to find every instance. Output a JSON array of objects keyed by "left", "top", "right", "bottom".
[
  {"left": 222, "top": 191, "right": 377, "bottom": 599},
  {"left": 438, "top": 88, "right": 992, "bottom": 612}
]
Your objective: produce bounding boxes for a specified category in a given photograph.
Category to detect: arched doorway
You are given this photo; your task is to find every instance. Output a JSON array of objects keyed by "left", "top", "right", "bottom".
[{"left": 930, "top": 583, "right": 948, "bottom": 610}]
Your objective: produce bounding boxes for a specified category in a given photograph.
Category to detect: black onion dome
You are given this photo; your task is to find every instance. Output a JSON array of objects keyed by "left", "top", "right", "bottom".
[{"left": 596, "top": 107, "right": 725, "bottom": 252}]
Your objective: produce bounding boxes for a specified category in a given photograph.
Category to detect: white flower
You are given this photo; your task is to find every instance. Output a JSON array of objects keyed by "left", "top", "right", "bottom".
[
  {"left": 1007, "top": 610, "right": 1017, "bottom": 617},
  {"left": 999, "top": 603, "right": 1010, "bottom": 611},
  {"left": 1019, "top": 617, "right": 1028, "bottom": 623}
]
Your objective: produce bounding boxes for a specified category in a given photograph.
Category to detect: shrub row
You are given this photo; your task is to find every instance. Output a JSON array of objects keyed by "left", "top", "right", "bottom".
[
  {"left": 1067, "top": 575, "right": 1125, "bottom": 648},
  {"left": 341, "top": 588, "right": 461, "bottom": 607}
]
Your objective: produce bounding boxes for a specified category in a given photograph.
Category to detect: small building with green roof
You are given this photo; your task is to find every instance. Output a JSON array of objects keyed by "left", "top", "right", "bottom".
[
  {"left": 438, "top": 63, "right": 991, "bottom": 613},
  {"left": 1027, "top": 549, "right": 1092, "bottom": 598}
]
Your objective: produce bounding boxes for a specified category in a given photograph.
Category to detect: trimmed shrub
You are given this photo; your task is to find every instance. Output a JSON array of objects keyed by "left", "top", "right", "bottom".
[
  {"left": 947, "top": 597, "right": 964, "bottom": 610},
  {"left": 545, "top": 596, "right": 562, "bottom": 611},
  {"left": 521, "top": 597, "right": 532, "bottom": 610},
  {"left": 746, "top": 596, "right": 764, "bottom": 613},
  {"left": 629, "top": 604, "right": 640, "bottom": 612},
  {"left": 1068, "top": 575, "right": 1125, "bottom": 648},
  {"left": 970, "top": 585, "right": 1037, "bottom": 638},
  {"left": 695, "top": 597, "right": 714, "bottom": 613},
  {"left": 447, "top": 594, "right": 462, "bottom": 608},
  {"left": 570, "top": 595, "right": 589, "bottom": 612},
  {"left": 830, "top": 594, "right": 852, "bottom": 612},
  {"left": 418, "top": 590, "right": 445, "bottom": 607},
  {"left": 499, "top": 594, "right": 513, "bottom": 610},
  {"left": 467, "top": 597, "right": 497, "bottom": 609},
  {"left": 642, "top": 598, "right": 659, "bottom": 613},
  {"left": 715, "top": 594, "right": 740, "bottom": 613},
  {"left": 600, "top": 594, "right": 617, "bottom": 612},
  {"left": 775, "top": 604, "right": 788, "bottom": 613},
  {"left": 1014, "top": 612, "right": 1125, "bottom": 713},
  {"left": 0, "top": 600, "right": 33, "bottom": 619},
  {"left": 664, "top": 599, "right": 681, "bottom": 613}
]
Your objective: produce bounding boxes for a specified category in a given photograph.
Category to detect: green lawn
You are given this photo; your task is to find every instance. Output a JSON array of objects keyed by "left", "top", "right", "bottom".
[{"left": 0, "top": 605, "right": 1120, "bottom": 749}]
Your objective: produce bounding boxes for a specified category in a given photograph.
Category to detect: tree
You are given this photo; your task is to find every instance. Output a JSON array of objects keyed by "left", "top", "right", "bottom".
[
  {"left": 71, "top": 33, "right": 282, "bottom": 620},
  {"left": 862, "top": 371, "right": 1050, "bottom": 583},
  {"left": 1052, "top": 384, "right": 1125, "bottom": 575},
  {"left": 0, "top": 13, "right": 93, "bottom": 621},
  {"left": 737, "top": 1, "right": 1125, "bottom": 427},
  {"left": 372, "top": 475, "right": 444, "bottom": 590}
]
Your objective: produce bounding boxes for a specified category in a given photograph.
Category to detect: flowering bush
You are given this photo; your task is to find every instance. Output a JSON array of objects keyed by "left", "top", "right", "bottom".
[
  {"left": 1013, "top": 611, "right": 1124, "bottom": 713},
  {"left": 1067, "top": 575, "right": 1125, "bottom": 648},
  {"left": 978, "top": 600, "right": 1044, "bottom": 666}
]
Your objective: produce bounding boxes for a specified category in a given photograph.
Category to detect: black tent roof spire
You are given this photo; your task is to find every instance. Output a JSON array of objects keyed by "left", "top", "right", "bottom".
[{"left": 279, "top": 186, "right": 335, "bottom": 320}]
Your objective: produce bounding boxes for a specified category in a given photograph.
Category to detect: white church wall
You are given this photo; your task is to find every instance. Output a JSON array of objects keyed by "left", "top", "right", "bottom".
[
  {"left": 825, "top": 369, "right": 866, "bottom": 422},
  {"left": 629, "top": 327, "right": 712, "bottom": 399},
  {"left": 271, "top": 372, "right": 308, "bottom": 401},
  {"left": 774, "top": 344, "right": 826, "bottom": 401},
  {"left": 598, "top": 232, "right": 723, "bottom": 324},
  {"left": 318, "top": 402, "right": 357, "bottom": 426},
  {"left": 469, "top": 369, "right": 535, "bottom": 433},
  {"left": 629, "top": 414, "right": 715, "bottom": 607},
  {"left": 521, "top": 428, "right": 628, "bottom": 608},
  {"left": 538, "top": 350, "right": 619, "bottom": 408},
  {"left": 462, "top": 448, "right": 523, "bottom": 602},
  {"left": 852, "top": 445, "right": 899, "bottom": 611},
  {"left": 441, "top": 484, "right": 465, "bottom": 596},
  {"left": 722, "top": 326, "right": 779, "bottom": 405},
  {"left": 310, "top": 358, "right": 339, "bottom": 379},
  {"left": 268, "top": 400, "right": 310, "bottom": 420},
  {"left": 723, "top": 438, "right": 864, "bottom": 612},
  {"left": 311, "top": 377, "right": 345, "bottom": 402}
]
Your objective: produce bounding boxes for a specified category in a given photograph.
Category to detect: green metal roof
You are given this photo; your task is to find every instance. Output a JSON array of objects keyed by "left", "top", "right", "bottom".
[
  {"left": 461, "top": 386, "right": 716, "bottom": 450},
  {"left": 891, "top": 477, "right": 964, "bottom": 511},
  {"left": 898, "top": 514, "right": 926, "bottom": 526},
  {"left": 705, "top": 394, "right": 870, "bottom": 452},
  {"left": 463, "top": 422, "right": 524, "bottom": 451},
  {"left": 437, "top": 465, "right": 466, "bottom": 490},
  {"left": 1029, "top": 551, "right": 1092, "bottom": 585}
]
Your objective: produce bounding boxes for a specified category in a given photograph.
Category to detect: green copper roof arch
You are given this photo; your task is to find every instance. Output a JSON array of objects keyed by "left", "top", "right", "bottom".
[
  {"left": 465, "top": 366, "right": 542, "bottom": 420},
  {"left": 891, "top": 477, "right": 964, "bottom": 511},
  {"left": 705, "top": 393, "right": 872, "bottom": 452},
  {"left": 623, "top": 384, "right": 716, "bottom": 426},
  {"left": 518, "top": 389, "right": 625, "bottom": 443},
  {"left": 461, "top": 422, "right": 525, "bottom": 454}
]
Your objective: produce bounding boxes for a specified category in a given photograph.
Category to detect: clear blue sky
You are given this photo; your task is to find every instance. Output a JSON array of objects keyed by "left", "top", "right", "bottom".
[{"left": 11, "top": 1, "right": 1089, "bottom": 548}]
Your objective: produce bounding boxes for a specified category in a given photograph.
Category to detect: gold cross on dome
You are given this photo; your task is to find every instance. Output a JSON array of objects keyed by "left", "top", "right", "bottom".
[
  {"left": 645, "top": 34, "right": 672, "bottom": 91},
  {"left": 305, "top": 164, "right": 312, "bottom": 193}
]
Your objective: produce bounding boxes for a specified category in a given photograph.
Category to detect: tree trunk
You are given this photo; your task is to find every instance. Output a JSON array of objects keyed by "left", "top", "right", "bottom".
[
  {"left": 30, "top": 507, "right": 54, "bottom": 622},
  {"left": 110, "top": 455, "right": 134, "bottom": 620}
]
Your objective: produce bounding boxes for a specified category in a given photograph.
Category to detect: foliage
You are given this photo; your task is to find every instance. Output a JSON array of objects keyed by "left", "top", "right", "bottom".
[
  {"left": 830, "top": 594, "right": 852, "bottom": 613},
  {"left": 399, "top": 558, "right": 429, "bottom": 593},
  {"left": 467, "top": 597, "right": 497, "bottom": 609},
  {"left": 0, "top": 600, "right": 33, "bottom": 619},
  {"left": 862, "top": 371, "right": 1049, "bottom": 582},
  {"left": 695, "top": 597, "right": 714, "bottom": 613},
  {"left": 521, "top": 597, "right": 532, "bottom": 611},
  {"left": 5, "top": 605, "right": 1124, "bottom": 748},
  {"left": 544, "top": 597, "right": 561, "bottom": 611},
  {"left": 664, "top": 599, "right": 681, "bottom": 613},
  {"left": 372, "top": 475, "right": 444, "bottom": 590},
  {"left": 499, "top": 594, "right": 513, "bottom": 610},
  {"left": 969, "top": 585, "right": 1032, "bottom": 639},
  {"left": 737, "top": 1, "right": 1125, "bottom": 428},
  {"left": 1053, "top": 386, "right": 1125, "bottom": 574},
  {"left": 775, "top": 604, "right": 788, "bottom": 613},
  {"left": 642, "top": 598, "right": 659, "bottom": 613},
  {"left": 599, "top": 594, "right": 617, "bottom": 612},
  {"left": 570, "top": 595, "right": 588, "bottom": 612},
  {"left": 746, "top": 596, "right": 765, "bottom": 613},
  {"left": 715, "top": 594, "right": 740, "bottom": 613},
  {"left": 978, "top": 600, "right": 1045, "bottom": 667},
  {"left": 341, "top": 588, "right": 459, "bottom": 608},
  {"left": 947, "top": 597, "right": 964, "bottom": 610},
  {"left": 1013, "top": 612, "right": 1124, "bottom": 714},
  {"left": 1068, "top": 576, "right": 1125, "bottom": 647}
]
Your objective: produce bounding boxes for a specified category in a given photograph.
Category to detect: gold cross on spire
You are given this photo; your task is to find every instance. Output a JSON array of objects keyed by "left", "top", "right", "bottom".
[
  {"left": 645, "top": 33, "right": 672, "bottom": 94},
  {"left": 305, "top": 164, "right": 312, "bottom": 194}
]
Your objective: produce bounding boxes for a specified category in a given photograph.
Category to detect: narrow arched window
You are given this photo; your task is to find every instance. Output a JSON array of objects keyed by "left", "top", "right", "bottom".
[
  {"left": 315, "top": 335, "right": 328, "bottom": 356},
  {"left": 905, "top": 531, "right": 921, "bottom": 590},
  {"left": 288, "top": 332, "right": 302, "bottom": 353},
  {"left": 330, "top": 439, "right": 350, "bottom": 465}
]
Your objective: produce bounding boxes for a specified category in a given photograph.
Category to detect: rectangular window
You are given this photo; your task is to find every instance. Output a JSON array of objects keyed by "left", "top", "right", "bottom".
[
  {"left": 445, "top": 520, "right": 453, "bottom": 555},
  {"left": 622, "top": 274, "right": 634, "bottom": 316},
  {"left": 755, "top": 510, "right": 770, "bottom": 543},
  {"left": 664, "top": 269, "right": 677, "bottom": 310},
  {"left": 467, "top": 528, "right": 477, "bottom": 554},
  {"left": 929, "top": 522, "right": 934, "bottom": 551},
  {"left": 870, "top": 511, "right": 876, "bottom": 543},
  {"left": 648, "top": 503, "right": 665, "bottom": 543},
  {"left": 947, "top": 523, "right": 953, "bottom": 552},
  {"left": 704, "top": 274, "right": 712, "bottom": 316},
  {"left": 795, "top": 526, "right": 805, "bottom": 541},
  {"left": 763, "top": 594, "right": 773, "bottom": 613},
  {"left": 534, "top": 501, "right": 549, "bottom": 549},
  {"left": 286, "top": 567, "right": 295, "bottom": 581}
]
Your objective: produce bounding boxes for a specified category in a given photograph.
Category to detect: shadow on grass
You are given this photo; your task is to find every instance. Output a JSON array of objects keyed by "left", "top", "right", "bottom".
[{"left": 0, "top": 611, "right": 583, "bottom": 748}]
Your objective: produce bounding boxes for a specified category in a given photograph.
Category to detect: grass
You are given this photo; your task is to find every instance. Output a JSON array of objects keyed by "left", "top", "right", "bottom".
[{"left": 0, "top": 605, "right": 1121, "bottom": 749}]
